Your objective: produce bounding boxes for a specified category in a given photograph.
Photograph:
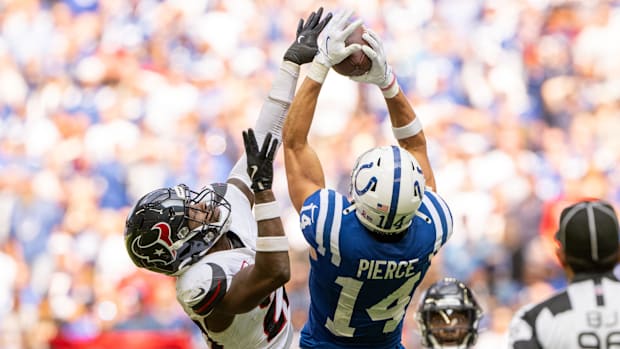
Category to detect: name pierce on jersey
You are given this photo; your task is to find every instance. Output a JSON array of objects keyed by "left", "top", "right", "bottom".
[{"left": 356, "top": 258, "right": 418, "bottom": 280}]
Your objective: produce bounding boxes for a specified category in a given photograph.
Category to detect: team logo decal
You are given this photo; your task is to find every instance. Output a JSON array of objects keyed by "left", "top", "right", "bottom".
[
  {"left": 131, "top": 222, "right": 177, "bottom": 265},
  {"left": 353, "top": 161, "right": 377, "bottom": 196}
]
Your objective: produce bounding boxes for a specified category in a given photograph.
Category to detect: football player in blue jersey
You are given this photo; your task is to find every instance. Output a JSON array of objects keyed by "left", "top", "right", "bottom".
[{"left": 282, "top": 10, "right": 454, "bottom": 349}]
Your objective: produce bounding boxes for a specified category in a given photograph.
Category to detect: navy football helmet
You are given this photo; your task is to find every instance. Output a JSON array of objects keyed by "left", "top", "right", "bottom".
[
  {"left": 415, "top": 278, "right": 483, "bottom": 349},
  {"left": 124, "top": 184, "right": 231, "bottom": 276}
]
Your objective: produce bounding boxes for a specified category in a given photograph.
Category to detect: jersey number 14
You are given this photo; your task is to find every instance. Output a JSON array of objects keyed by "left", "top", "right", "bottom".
[{"left": 325, "top": 272, "right": 421, "bottom": 337}]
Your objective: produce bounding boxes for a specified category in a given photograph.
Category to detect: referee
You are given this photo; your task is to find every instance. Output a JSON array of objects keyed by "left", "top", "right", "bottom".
[{"left": 508, "top": 199, "right": 620, "bottom": 349}]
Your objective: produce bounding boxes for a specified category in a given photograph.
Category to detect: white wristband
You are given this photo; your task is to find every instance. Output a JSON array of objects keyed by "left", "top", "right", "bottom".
[
  {"left": 256, "top": 236, "right": 289, "bottom": 252},
  {"left": 381, "top": 77, "right": 400, "bottom": 99},
  {"left": 307, "top": 60, "right": 329, "bottom": 84},
  {"left": 254, "top": 201, "right": 280, "bottom": 221},
  {"left": 392, "top": 118, "right": 423, "bottom": 140}
]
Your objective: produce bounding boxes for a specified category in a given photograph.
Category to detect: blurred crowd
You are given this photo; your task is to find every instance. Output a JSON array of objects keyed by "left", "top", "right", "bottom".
[{"left": 1, "top": 0, "right": 620, "bottom": 348}]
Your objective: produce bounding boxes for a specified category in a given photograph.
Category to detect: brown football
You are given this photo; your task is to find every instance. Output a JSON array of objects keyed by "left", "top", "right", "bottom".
[{"left": 333, "top": 25, "right": 372, "bottom": 77}]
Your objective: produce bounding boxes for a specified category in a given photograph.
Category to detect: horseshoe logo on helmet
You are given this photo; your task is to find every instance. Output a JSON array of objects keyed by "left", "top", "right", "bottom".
[{"left": 354, "top": 161, "right": 378, "bottom": 196}]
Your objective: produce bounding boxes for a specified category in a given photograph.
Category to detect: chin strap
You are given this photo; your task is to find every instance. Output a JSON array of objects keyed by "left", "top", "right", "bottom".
[
  {"left": 342, "top": 202, "right": 356, "bottom": 215},
  {"left": 429, "top": 336, "right": 469, "bottom": 349},
  {"left": 346, "top": 202, "right": 430, "bottom": 225},
  {"left": 415, "top": 210, "right": 432, "bottom": 224},
  {"left": 176, "top": 248, "right": 209, "bottom": 275},
  {"left": 171, "top": 228, "right": 200, "bottom": 251}
]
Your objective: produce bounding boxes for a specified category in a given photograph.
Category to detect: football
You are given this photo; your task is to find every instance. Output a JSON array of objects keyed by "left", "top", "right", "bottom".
[{"left": 333, "top": 25, "right": 372, "bottom": 77}]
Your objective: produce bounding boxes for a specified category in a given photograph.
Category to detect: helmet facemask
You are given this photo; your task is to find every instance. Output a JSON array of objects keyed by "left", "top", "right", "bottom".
[
  {"left": 125, "top": 184, "right": 232, "bottom": 276},
  {"left": 420, "top": 308, "right": 478, "bottom": 348},
  {"left": 349, "top": 146, "right": 425, "bottom": 235},
  {"left": 415, "top": 278, "right": 483, "bottom": 349}
]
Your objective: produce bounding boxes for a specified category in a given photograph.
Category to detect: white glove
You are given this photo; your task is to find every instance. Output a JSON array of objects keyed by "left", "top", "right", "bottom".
[
  {"left": 308, "top": 10, "right": 363, "bottom": 83},
  {"left": 316, "top": 10, "right": 363, "bottom": 67},
  {"left": 350, "top": 29, "right": 399, "bottom": 98}
]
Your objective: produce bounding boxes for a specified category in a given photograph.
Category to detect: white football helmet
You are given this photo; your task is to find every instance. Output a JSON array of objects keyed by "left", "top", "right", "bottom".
[{"left": 349, "top": 145, "right": 425, "bottom": 234}]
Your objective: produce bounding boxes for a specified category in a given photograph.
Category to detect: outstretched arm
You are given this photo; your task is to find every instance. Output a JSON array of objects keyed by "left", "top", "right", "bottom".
[
  {"left": 227, "top": 8, "right": 332, "bottom": 203},
  {"left": 282, "top": 77, "right": 325, "bottom": 213},
  {"left": 351, "top": 29, "right": 436, "bottom": 191},
  {"left": 217, "top": 130, "right": 290, "bottom": 314},
  {"left": 283, "top": 10, "right": 363, "bottom": 212}
]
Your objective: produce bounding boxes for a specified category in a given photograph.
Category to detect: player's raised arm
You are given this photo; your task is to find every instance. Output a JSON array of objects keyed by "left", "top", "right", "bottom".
[
  {"left": 281, "top": 75, "right": 324, "bottom": 213},
  {"left": 286, "top": 16, "right": 455, "bottom": 349},
  {"left": 351, "top": 29, "right": 436, "bottom": 191},
  {"left": 216, "top": 130, "right": 290, "bottom": 314},
  {"left": 283, "top": 10, "right": 362, "bottom": 212},
  {"left": 227, "top": 7, "right": 333, "bottom": 204}
]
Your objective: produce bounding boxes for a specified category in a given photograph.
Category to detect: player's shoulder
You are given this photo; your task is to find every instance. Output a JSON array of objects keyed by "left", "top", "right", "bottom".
[
  {"left": 508, "top": 301, "right": 538, "bottom": 345},
  {"left": 299, "top": 189, "right": 352, "bottom": 244},
  {"left": 419, "top": 189, "right": 452, "bottom": 229},
  {"left": 176, "top": 260, "right": 229, "bottom": 317},
  {"left": 514, "top": 289, "right": 572, "bottom": 324},
  {"left": 421, "top": 189, "right": 450, "bottom": 213},
  {"left": 511, "top": 302, "right": 539, "bottom": 323},
  {"left": 302, "top": 188, "right": 345, "bottom": 203},
  {"left": 176, "top": 249, "right": 254, "bottom": 316},
  {"left": 508, "top": 291, "right": 574, "bottom": 347},
  {"left": 301, "top": 188, "right": 350, "bottom": 214},
  {"left": 211, "top": 181, "right": 251, "bottom": 207}
]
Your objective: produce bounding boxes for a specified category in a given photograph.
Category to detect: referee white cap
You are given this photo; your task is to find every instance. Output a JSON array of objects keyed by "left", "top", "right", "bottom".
[{"left": 555, "top": 199, "right": 620, "bottom": 268}]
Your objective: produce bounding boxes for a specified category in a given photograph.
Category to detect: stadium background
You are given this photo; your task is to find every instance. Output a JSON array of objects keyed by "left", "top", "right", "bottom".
[{"left": 1, "top": 0, "right": 619, "bottom": 348}]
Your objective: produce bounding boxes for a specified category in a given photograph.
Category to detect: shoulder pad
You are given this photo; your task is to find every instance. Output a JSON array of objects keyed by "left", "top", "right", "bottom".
[{"left": 184, "top": 263, "right": 228, "bottom": 316}]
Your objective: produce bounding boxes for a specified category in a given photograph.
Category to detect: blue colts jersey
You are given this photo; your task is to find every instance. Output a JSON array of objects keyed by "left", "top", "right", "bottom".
[{"left": 298, "top": 189, "right": 453, "bottom": 349}]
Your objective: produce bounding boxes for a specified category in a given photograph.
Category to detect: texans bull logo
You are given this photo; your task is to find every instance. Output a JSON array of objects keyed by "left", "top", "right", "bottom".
[{"left": 131, "top": 222, "right": 177, "bottom": 265}]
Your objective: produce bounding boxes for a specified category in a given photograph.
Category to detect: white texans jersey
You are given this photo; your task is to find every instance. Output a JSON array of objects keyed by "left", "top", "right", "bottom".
[{"left": 176, "top": 183, "right": 293, "bottom": 348}]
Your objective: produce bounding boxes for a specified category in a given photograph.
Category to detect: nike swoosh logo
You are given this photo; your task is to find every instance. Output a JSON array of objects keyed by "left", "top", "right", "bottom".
[
  {"left": 249, "top": 165, "right": 258, "bottom": 179},
  {"left": 189, "top": 287, "right": 207, "bottom": 302},
  {"left": 297, "top": 35, "right": 305, "bottom": 43}
]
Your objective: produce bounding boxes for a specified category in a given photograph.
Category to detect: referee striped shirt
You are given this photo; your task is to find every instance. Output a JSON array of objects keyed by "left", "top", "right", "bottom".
[{"left": 508, "top": 272, "right": 620, "bottom": 349}]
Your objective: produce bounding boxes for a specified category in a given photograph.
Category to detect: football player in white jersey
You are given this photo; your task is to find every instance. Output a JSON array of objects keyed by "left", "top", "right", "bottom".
[{"left": 123, "top": 8, "right": 332, "bottom": 348}]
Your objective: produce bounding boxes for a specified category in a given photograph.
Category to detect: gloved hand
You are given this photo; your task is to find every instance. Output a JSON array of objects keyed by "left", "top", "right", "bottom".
[
  {"left": 283, "top": 7, "right": 332, "bottom": 65},
  {"left": 350, "top": 29, "right": 395, "bottom": 90},
  {"left": 314, "top": 10, "right": 364, "bottom": 68},
  {"left": 243, "top": 129, "right": 278, "bottom": 192}
]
